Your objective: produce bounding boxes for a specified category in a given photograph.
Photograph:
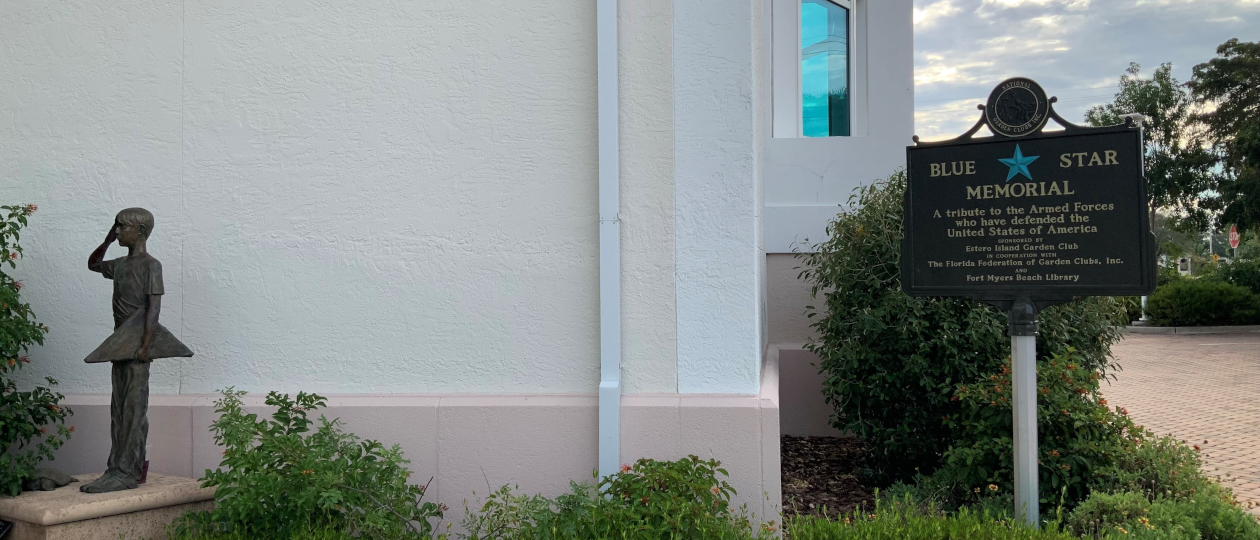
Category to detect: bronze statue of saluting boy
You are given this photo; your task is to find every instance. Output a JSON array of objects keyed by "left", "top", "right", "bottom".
[{"left": 81, "top": 208, "right": 192, "bottom": 493}]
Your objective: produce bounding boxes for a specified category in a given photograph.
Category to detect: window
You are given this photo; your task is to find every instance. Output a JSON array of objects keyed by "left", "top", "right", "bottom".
[
  {"left": 800, "top": 0, "right": 849, "bottom": 137},
  {"left": 772, "top": 0, "right": 862, "bottom": 138}
]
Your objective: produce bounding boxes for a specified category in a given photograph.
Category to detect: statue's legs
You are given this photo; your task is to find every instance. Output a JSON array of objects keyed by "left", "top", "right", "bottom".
[{"left": 81, "top": 360, "right": 149, "bottom": 493}]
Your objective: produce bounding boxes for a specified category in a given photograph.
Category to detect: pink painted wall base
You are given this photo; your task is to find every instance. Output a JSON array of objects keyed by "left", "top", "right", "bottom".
[{"left": 47, "top": 367, "right": 783, "bottom": 530}]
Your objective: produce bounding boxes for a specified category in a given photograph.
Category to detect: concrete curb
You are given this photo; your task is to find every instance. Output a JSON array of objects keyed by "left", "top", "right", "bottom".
[{"left": 1121, "top": 325, "right": 1260, "bottom": 335}]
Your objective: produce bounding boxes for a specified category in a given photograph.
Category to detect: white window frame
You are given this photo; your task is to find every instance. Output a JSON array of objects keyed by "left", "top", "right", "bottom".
[{"left": 772, "top": 0, "right": 867, "bottom": 138}]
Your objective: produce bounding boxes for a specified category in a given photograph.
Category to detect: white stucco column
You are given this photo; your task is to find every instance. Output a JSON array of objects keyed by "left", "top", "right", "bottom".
[{"left": 673, "top": 0, "right": 764, "bottom": 395}]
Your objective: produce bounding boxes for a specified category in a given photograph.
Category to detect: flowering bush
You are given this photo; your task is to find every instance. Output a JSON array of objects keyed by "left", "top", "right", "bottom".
[
  {"left": 171, "top": 389, "right": 444, "bottom": 539},
  {"left": 460, "top": 456, "right": 773, "bottom": 540},
  {"left": 796, "top": 171, "right": 1128, "bottom": 484},
  {"left": 1096, "top": 434, "right": 1212, "bottom": 502},
  {"left": 936, "top": 349, "right": 1144, "bottom": 509},
  {"left": 0, "top": 203, "right": 73, "bottom": 496}
]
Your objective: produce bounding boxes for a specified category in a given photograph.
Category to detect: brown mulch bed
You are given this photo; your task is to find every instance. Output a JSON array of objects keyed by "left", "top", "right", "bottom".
[{"left": 781, "top": 435, "right": 875, "bottom": 518}]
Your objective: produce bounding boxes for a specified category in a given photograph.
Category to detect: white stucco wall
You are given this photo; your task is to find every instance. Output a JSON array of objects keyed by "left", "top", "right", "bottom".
[
  {"left": 3, "top": 0, "right": 627, "bottom": 395},
  {"left": 619, "top": 0, "right": 678, "bottom": 394},
  {"left": 674, "top": 0, "right": 765, "bottom": 395}
]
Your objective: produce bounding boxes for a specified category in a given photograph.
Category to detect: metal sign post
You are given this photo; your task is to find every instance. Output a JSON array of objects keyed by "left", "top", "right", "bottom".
[
  {"left": 901, "top": 78, "right": 1156, "bottom": 529},
  {"left": 1009, "top": 298, "right": 1039, "bottom": 525}
]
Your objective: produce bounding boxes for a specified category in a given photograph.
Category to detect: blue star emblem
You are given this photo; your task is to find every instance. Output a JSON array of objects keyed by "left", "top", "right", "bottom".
[{"left": 998, "top": 144, "right": 1039, "bottom": 182}]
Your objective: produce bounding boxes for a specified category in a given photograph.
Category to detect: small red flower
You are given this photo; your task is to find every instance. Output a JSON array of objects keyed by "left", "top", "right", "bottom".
[
  {"left": 39, "top": 428, "right": 46, "bottom": 434},
  {"left": 25, "top": 204, "right": 37, "bottom": 214},
  {"left": 1193, "top": 445, "right": 1201, "bottom": 452},
  {"left": 9, "top": 252, "right": 16, "bottom": 260},
  {"left": 439, "top": 504, "right": 449, "bottom": 512},
  {"left": 1099, "top": 398, "right": 1108, "bottom": 406},
  {"left": 620, "top": 464, "right": 632, "bottom": 473},
  {"left": 69, "top": 426, "right": 75, "bottom": 433},
  {"left": 13, "top": 281, "right": 22, "bottom": 289},
  {"left": 1120, "top": 407, "right": 1129, "bottom": 416},
  {"left": 18, "top": 356, "right": 29, "bottom": 363},
  {"left": 1050, "top": 450, "right": 1060, "bottom": 456}
]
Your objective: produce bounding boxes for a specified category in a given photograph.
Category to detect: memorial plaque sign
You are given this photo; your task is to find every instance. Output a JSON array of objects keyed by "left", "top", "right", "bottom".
[
  {"left": 903, "top": 129, "right": 1155, "bottom": 299},
  {"left": 900, "top": 78, "right": 1156, "bottom": 528},
  {"left": 903, "top": 79, "right": 1156, "bottom": 300}
]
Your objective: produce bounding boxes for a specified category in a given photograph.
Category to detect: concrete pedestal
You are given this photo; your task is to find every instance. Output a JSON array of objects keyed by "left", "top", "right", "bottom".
[{"left": 0, "top": 474, "right": 214, "bottom": 540}]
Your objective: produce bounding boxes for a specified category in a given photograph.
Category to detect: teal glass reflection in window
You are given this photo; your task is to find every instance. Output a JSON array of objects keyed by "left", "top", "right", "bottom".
[{"left": 801, "top": 0, "right": 849, "bottom": 137}]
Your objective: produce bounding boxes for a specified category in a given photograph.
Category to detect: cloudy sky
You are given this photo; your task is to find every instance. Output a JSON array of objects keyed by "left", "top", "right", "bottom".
[{"left": 913, "top": 0, "right": 1260, "bottom": 141}]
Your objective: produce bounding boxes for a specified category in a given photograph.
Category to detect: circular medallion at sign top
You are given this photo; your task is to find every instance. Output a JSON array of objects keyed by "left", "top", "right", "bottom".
[{"left": 985, "top": 77, "right": 1051, "bottom": 138}]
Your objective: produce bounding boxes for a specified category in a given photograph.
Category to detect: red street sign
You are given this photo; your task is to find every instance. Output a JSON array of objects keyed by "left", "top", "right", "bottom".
[{"left": 1229, "top": 225, "right": 1240, "bottom": 249}]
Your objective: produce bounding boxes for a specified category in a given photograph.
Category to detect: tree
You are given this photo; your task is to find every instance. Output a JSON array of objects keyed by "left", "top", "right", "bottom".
[
  {"left": 1086, "top": 63, "right": 1218, "bottom": 233},
  {"left": 1189, "top": 39, "right": 1260, "bottom": 232},
  {"left": 1150, "top": 211, "right": 1198, "bottom": 263}
]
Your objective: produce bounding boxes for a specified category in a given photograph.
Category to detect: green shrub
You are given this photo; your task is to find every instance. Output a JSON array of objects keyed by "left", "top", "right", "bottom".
[
  {"left": 460, "top": 456, "right": 772, "bottom": 540},
  {"left": 935, "top": 350, "right": 1144, "bottom": 509},
  {"left": 1067, "top": 491, "right": 1196, "bottom": 539},
  {"left": 1193, "top": 257, "right": 1223, "bottom": 279},
  {"left": 784, "top": 495, "right": 1082, "bottom": 540},
  {"left": 1158, "top": 267, "right": 1186, "bottom": 287},
  {"left": 1095, "top": 435, "right": 1211, "bottom": 502},
  {"left": 1177, "top": 483, "right": 1260, "bottom": 540},
  {"left": 1, "top": 204, "right": 73, "bottom": 497},
  {"left": 1067, "top": 486, "right": 1260, "bottom": 540},
  {"left": 172, "top": 389, "right": 444, "bottom": 539},
  {"left": 1212, "top": 259, "right": 1260, "bottom": 295},
  {"left": 1146, "top": 280, "right": 1260, "bottom": 326},
  {"left": 797, "top": 171, "right": 1128, "bottom": 484}
]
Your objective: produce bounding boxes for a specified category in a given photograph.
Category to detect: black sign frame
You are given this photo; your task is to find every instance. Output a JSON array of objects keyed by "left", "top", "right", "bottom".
[{"left": 901, "top": 78, "right": 1157, "bottom": 304}]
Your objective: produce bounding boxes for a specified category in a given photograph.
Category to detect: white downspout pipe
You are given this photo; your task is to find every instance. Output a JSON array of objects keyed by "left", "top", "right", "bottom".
[{"left": 596, "top": 0, "right": 621, "bottom": 480}]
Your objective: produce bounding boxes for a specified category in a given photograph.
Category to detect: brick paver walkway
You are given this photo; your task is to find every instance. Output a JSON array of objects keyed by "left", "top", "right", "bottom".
[{"left": 1104, "top": 333, "right": 1260, "bottom": 514}]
